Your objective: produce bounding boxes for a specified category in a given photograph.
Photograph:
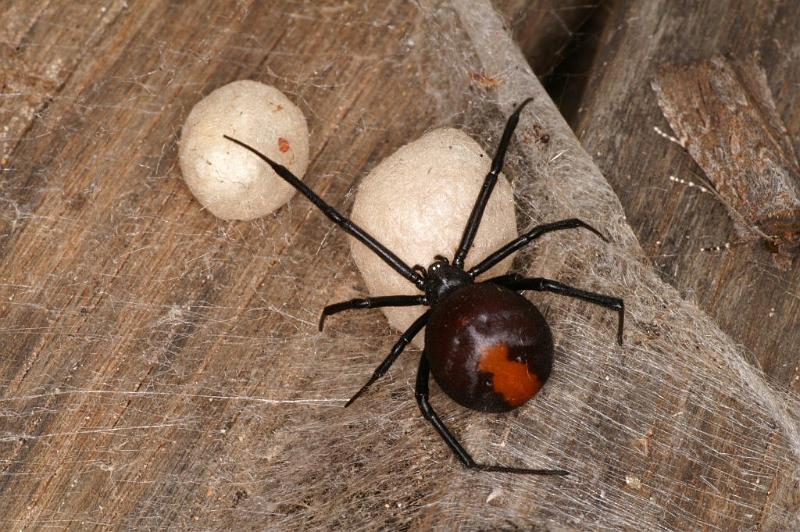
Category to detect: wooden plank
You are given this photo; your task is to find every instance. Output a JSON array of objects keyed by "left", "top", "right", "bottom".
[
  {"left": 0, "top": 0, "right": 797, "bottom": 529},
  {"left": 653, "top": 55, "right": 800, "bottom": 269},
  {"left": 568, "top": 0, "right": 800, "bottom": 387}
]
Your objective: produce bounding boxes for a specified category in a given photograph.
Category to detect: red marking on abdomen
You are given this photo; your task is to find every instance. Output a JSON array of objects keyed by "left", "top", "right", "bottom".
[
  {"left": 478, "top": 342, "right": 541, "bottom": 407},
  {"left": 278, "top": 137, "right": 290, "bottom": 153}
]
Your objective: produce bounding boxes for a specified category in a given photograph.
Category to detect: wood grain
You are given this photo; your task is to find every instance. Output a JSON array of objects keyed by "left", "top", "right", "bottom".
[
  {"left": 567, "top": 0, "right": 800, "bottom": 387},
  {"left": 1, "top": 0, "right": 798, "bottom": 529},
  {"left": 653, "top": 56, "right": 800, "bottom": 269}
]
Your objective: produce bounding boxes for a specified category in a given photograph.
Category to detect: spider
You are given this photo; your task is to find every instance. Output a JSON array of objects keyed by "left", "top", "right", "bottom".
[{"left": 224, "top": 98, "right": 624, "bottom": 475}]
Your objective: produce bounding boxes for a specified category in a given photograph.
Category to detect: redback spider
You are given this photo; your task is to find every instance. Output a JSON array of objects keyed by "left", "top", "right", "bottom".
[{"left": 224, "top": 98, "right": 624, "bottom": 475}]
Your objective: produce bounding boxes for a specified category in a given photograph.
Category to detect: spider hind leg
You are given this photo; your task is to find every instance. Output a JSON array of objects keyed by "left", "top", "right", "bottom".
[
  {"left": 469, "top": 218, "right": 607, "bottom": 278},
  {"left": 492, "top": 275, "right": 624, "bottom": 345},
  {"left": 345, "top": 310, "right": 430, "bottom": 407},
  {"left": 415, "top": 353, "right": 568, "bottom": 476}
]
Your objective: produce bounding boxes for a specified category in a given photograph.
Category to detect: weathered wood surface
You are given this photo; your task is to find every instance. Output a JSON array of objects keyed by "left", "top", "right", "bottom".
[
  {"left": 653, "top": 56, "right": 800, "bottom": 270},
  {"left": 558, "top": 0, "right": 800, "bottom": 387},
  {"left": 1, "top": 0, "right": 798, "bottom": 529}
]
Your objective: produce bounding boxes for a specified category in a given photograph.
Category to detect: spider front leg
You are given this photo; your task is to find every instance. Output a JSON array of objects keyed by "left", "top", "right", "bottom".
[
  {"left": 453, "top": 98, "right": 534, "bottom": 269},
  {"left": 345, "top": 310, "right": 431, "bottom": 407},
  {"left": 415, "top": 353, "right": 568, "bottom": 475},
  {"left": 224, "top": 135, "right": 426, "bottom": 290},
  {"left": 319, "top": 295, "right": 427, "bottom": 331},
  {"left": 468, "top": 219, "right": 607, "bottom": 278},
  {"left": 493, "top": 274, "right": 624, "bottom": 345}
]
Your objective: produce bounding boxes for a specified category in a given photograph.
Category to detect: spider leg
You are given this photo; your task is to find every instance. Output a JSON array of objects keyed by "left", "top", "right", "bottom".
[
  {"left": 415, "top": 353, "right": 568, "bottom": 475},
  {"left": 319, "top": 295, "right": 428, "bottom": 331},
  {"left": 345, "top": 310, "right": 431, "bottom": 407},
  {"left": 453, "top": 98, "right": 534, "bottom": 270},
  {"left": 224, "top": 135, "right": 425, "bottom": 290},
  {"left": 492, "top": 275, "right": 625, "bottom": 345},
  {"left": 468, "top": 219, "right": 607, "bottom": 278}
]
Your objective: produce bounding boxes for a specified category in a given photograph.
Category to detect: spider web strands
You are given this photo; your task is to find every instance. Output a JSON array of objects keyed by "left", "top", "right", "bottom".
[
  {"left": 225, "top": 135, "right": 426, "bottom": 290},
  {"left": 0, "top": 388, "right": 344, "bottom": 406}
]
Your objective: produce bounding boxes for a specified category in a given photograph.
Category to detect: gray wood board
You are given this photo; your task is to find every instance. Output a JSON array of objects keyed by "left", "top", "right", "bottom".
[{"left": 1, "top": 1, "right": 798, "bottom": 529}]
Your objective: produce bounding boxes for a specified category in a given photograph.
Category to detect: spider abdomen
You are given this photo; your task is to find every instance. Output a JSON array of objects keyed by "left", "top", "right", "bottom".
[{"left": 425, "top": 282, "right": 554, "bottom": 413}]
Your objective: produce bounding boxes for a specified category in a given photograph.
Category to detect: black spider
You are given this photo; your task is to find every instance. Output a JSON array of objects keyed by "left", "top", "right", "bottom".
[{"left": 224, "top": 98, "right": 623, "bottom": 475}]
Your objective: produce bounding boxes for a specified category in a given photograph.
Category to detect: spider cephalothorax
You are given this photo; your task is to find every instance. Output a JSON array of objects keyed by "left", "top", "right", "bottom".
[
  {"left": 224, "top": 98, "right": 624, "bottom": 475},
  {"left": 421, "top": 256, "right": 472, "bottom": 305}
]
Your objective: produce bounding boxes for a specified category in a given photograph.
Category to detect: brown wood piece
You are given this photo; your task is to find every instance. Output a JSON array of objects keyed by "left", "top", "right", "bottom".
[
  {"left": 653, "top": 56, "right": 800, "bottom": 266},
  {"left": 569, "top": 0, "right": 800, "bottom": 390}
]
